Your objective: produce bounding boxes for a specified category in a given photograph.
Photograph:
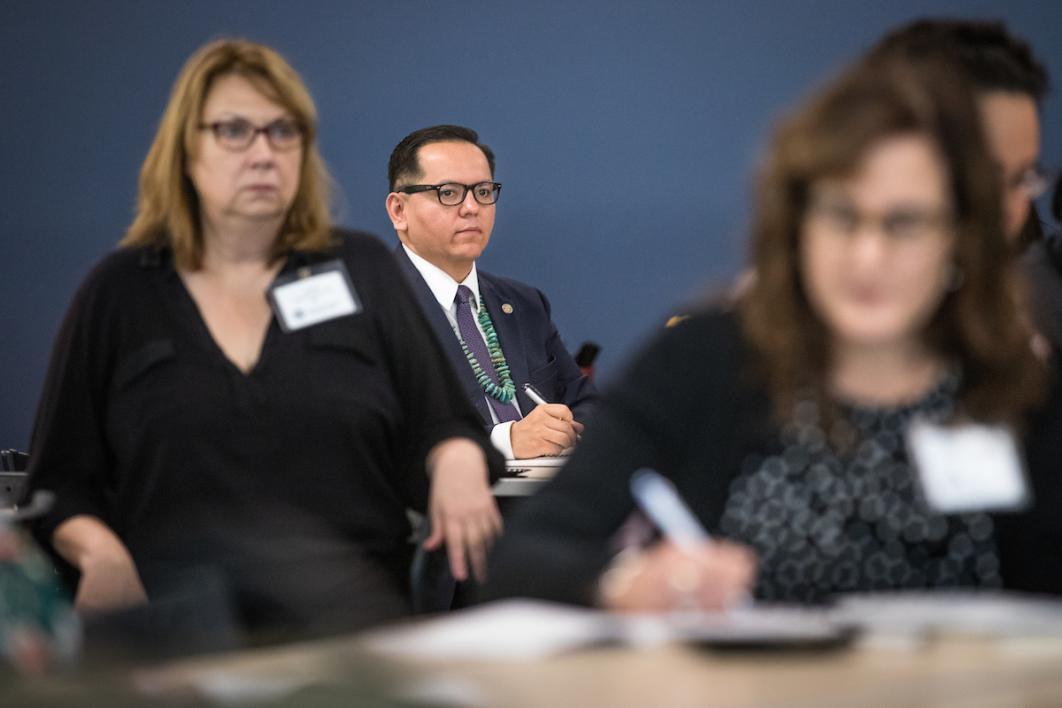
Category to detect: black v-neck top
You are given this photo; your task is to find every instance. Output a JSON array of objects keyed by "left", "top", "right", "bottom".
[{"left": 26, "top": 229, "right": 501, "bottom": 636}]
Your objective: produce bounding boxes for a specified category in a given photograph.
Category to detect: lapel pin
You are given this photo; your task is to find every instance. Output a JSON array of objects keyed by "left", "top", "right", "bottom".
[{"left": 502, "top": 303, "right": 514, "bottom": 314}]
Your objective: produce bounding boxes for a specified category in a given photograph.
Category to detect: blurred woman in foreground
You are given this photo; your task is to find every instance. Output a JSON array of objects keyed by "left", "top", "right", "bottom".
[{"left": 489, "top": 57, "right": 1062, "bottom": 611}]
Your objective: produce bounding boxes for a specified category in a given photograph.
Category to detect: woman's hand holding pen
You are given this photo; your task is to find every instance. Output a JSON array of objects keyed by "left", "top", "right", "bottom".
[
  {"left": 598, "top": 541, "right": 756, "bottom": 613},
  {"left": 601, "top": 469, "right": 756, "bottom": 612}
]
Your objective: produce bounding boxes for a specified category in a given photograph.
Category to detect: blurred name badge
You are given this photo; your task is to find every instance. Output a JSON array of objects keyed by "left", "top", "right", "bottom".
[
  {"left": 906, "top": 420, "right": 1030, "bottom": 514},
  {"left": 268, "top": 259, "right": 362, "bottom": 332}
]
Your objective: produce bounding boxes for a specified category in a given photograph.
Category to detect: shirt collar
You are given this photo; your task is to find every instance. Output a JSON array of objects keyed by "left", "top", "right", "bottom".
[{"left": 402, "top": 244, "right": 481, "bottom": 310}]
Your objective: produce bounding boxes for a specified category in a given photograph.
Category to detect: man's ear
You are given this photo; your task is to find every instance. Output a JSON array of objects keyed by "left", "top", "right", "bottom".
[{"left": 385, "top": 192, "right": 407, "bottom": 232}]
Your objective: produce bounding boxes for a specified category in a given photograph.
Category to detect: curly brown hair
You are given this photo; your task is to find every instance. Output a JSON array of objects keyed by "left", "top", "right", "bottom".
[
  {"left": 121, "top": 38, "right": 333, "bottom": 270},
  {"left": 738, "top": 57, "right": 1046, "bottom": 426}
]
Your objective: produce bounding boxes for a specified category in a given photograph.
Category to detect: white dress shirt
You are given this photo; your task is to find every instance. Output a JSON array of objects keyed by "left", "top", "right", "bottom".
[{"left": 402, "top": 244, "right": 523, "bottom": 458}]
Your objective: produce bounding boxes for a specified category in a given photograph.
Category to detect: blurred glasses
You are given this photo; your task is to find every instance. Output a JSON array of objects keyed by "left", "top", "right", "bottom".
[
  {"left": 806, "top": 196, "right": 952, "bottom": 242},
  {"left": 398, "top": 182, "right": 502, "bottom": 206},
  {"left": 198, "top": 118, "right": 303, "bottom": 152},
  {"left": 1005, "top": 164, "right": 1053, "bottom": 201}
]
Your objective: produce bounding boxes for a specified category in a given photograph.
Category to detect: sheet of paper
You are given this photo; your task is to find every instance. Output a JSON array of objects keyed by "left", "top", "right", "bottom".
[
  {"left": 833, "top": 591, "right": 1062, "bottom": 639},
  {"left": 503, "top": 456, "right": 567, "bottom": 479},
  {"left": 362, "top": 601, "right": 853, "bottom": 661},
  {"left": 362, "top": 601, "right": 618, "bottom": 661},
  {"left": 505, "top": 456, "right": 568, "bottom": 469},
  {"left": 363, "top": 593, "right": 1062, "bottom": 663}
]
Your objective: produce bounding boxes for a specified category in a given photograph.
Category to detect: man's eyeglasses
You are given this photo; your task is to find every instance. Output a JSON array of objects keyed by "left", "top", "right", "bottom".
[
  {"left": 198, "top": 118, "right": 303, "bottom": 152},
  {"left": 397, "top": 182, "right": 502, "bottom": 206},
  {"left": 1006, "top": 165, "right": 1053, "bottom": 201}
]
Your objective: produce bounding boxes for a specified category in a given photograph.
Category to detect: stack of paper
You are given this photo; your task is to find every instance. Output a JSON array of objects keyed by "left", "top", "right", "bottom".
[
  {"left": 833, "top": 591, "right": 1062, "bottom": 640},
  {"left": 362, "top": 601, "right": 853, "bottom": 661}
]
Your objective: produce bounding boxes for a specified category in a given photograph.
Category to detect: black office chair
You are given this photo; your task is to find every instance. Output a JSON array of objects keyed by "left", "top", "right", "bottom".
[
  {"left": 574, "top": 341, "right": 601, "bottom": 381},
  {"left": 1, "top": 449, "right": 27, "bottom": 472},
  {"left": 1, "top": 449, "right": 29, "bottom": 509}
]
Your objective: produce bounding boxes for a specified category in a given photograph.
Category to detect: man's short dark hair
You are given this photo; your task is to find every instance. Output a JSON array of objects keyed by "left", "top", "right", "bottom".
[
  {"left": 388, "top": 125, "right": 496, "bottom": 191},
  {"left": 871, "top": 19, "right": 1048, "bottom": 102}
]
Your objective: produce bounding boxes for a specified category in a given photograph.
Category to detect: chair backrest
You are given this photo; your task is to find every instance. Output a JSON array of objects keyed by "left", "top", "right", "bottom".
[
  {"left": 574, "top": 341, "right": 601, "bottom": 381},
  {"left": 0, "top": 449, "right": 28, "bottom": 509},
  {"left": 1, "top": 449, "right": 28, "bottom": 472}
]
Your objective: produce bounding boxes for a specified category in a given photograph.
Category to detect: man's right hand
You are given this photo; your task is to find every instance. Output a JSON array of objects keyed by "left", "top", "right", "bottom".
[{"left": 510, "top": 403, "right": 584, "bottom": 458}]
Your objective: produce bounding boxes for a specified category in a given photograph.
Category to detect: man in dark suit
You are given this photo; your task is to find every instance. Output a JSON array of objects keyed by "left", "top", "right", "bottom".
[{"left": 385, "top": 125, "right": 596, "bottom": 461}]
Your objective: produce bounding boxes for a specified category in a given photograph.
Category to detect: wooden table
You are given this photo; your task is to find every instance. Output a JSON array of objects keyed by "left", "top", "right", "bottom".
[{"left": 132, "top": 630, "right": 1062, "bottom": 707}]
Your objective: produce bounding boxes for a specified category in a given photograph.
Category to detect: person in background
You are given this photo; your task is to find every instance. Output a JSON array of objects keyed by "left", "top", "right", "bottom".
[
  {"left": 386, "top": 125, "right": 596, "bottom": 462},
  {"left": 488, "top": 56, "right": 1062, "bottom": 611},
  {"left": 385, "top": 124, "right": 597, "bottom": 610},
  {"left": 24, "top": 39, "right": 502, "bottom": 646},
  {"left": 871, "top": 19, "right": 1060, "bottom": 350}
]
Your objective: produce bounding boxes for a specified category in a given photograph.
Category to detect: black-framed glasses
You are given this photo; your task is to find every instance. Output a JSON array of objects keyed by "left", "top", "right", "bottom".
[
  {"left": 197, "top": 118, "right": 303, "bottom": 152},
  {"left": 397, "top": 181, "right": 502, "bottom": 206}
]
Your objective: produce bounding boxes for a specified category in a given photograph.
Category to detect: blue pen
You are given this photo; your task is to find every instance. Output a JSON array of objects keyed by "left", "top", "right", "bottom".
[{"left": 629, "top": 469, "right": 711, "bottom": 553}]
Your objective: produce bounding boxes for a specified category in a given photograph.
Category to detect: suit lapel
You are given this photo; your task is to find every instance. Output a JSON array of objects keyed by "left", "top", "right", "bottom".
[
  {"left": 394, "top": 246, "right": 492, "bottom": 426},
  {"left": 479, "top": 274, "right": 532, "bottom": 412}
]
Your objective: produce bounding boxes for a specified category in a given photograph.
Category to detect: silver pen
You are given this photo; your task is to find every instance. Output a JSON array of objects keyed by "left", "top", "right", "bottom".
[
  {"left": 523, "top": 383, "right": 550, "bottom": 406},
  {"left": 525, "top": 383, "right": 584, "bottom": 447}
]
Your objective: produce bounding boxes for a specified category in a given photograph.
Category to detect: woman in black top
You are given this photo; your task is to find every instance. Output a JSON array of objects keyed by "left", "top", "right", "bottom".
[
  {"left": 26, "top": 39, "right": 503, "bottom": 641},
  {"left": 488, "top": 57, "right": 1062, "bottom": 612}
]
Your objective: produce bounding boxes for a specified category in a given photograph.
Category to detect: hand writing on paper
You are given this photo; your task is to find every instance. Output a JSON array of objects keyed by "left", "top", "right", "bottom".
[
  {"left": 511, "top": 404, "right": 583, "bottom": 458},
  {"left": 599, "top": 541, "right": 756, "bottom": 613}
]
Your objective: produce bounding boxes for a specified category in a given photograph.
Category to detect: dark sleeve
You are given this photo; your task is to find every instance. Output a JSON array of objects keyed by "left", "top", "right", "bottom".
[
  {"left": 1021, "top": 242, "right": 1062, "bottom": 357},
  {"left": 996, "top": 353, "right": 1062, "bottom": 595},
  {"left": 536, "top": 288, "right": 597, "bottom": 423},
  {"left": 486, "top": 311, "right": 741, "bottom": 605},
  {"left": 349, "top": 235, "right": 505, "bottom": 511},
  {"left": 25, "top": 260, "right": 118, "bottom": 546}
]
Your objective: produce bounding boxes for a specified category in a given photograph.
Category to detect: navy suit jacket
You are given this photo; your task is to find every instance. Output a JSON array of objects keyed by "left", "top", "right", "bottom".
[{"left": 395, "top": 245, "right": 596, "bottom": 429}]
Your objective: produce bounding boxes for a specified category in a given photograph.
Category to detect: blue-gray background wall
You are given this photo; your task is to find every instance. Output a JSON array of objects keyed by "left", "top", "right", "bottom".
[{"left": 3, "top": 1, "right": 1061, "bottom": 448}]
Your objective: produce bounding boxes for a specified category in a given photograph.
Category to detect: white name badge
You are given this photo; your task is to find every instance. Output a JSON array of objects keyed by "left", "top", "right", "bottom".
[
  {"left": 268, "top": 260, "right": 361, "bottom": 332},
  {"left": 906, "top": 419, "right": 1030, "bottom": 514}
]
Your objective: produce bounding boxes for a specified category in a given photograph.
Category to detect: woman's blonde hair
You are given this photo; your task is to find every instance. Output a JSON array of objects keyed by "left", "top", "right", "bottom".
[{"left": 122, "top": 38, "right": 332, "bottom": 269}]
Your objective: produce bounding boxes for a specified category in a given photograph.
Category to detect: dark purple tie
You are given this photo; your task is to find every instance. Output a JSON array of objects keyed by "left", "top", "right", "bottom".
[{"left": 455, "top": 285, "right": 521, "bottom": 423}]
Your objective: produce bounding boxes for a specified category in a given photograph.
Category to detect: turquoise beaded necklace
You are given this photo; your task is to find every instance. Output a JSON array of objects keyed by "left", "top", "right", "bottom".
[{"left": 458, "top": 302, "right": 516, "bottom": 403}]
